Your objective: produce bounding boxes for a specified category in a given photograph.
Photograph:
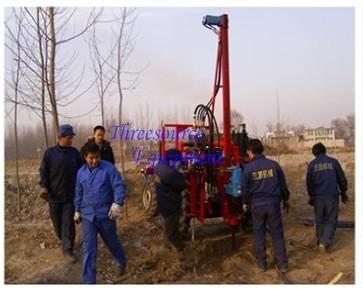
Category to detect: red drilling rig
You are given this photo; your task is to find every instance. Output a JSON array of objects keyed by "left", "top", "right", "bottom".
[{"left": 141, "top": 14, "right": 250, "bottom": 241}]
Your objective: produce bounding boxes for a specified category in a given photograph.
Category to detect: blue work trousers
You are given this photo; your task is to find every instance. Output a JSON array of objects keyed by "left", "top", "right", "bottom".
[
  {"left": 251, "top": 201, "right": 288, "bottom": 268},
  {"left": 81, "top": 217, "right": 127, "bottom": 284},
  {"left": 314, "top": 195, "right": 339, "bottom": 247}
]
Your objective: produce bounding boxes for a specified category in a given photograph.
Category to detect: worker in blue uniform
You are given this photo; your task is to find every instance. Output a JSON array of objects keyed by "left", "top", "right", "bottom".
[
  {"left": 74, "top": 142, "right": 127, "bottom": 284},
  {"left": 154, "top": 149, "right": 187, "bottom": 251},
  {"left": 306, "top": 142, "right": 348, "bottom": 253},
  {"left": 241, "top": 139, "right": 290, "bottom": 273},
  {"left": 39, "top": 124, "right": 82, "bottom": 263}
]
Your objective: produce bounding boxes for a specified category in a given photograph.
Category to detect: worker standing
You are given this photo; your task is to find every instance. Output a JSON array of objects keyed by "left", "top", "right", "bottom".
[
  {"left": 154, "top": 149, "right": 187, "bottom": 252},
  {"left": 306, "top": 142, "right": 348, "bottom": 253},
  {"left": 241, "top": 139, "right": 290, "bottom": 272},
  {"left": 39, "top": 124, "right": 82, "bottom": 263},
  {"left": 74, "top": 142, "right": 127, "bottom": 284},
  {"left": 81, "top": 125, "right": 115, "bottom": 164}
]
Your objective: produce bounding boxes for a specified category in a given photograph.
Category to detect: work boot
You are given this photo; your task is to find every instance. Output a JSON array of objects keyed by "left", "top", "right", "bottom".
[
  {"left": 318, "top": 244, "right": 326, "bottom": 254},
  {"left": 63, "top": 250, "right": 77, "bottom": 264},
  {"left": 256, "top": 260, "right": 267, "bottom": 272},
  {"left": 174, "top": 240, "right": 185, "bottom": 253},
  {"left": 258, "top": 264, "right": 267, "bottom": 272},
  {"left": 275, "top": 264, "right": 288, "bottom": 273},
  {"left": 116, "top": 263, "right": 127, "bottom": 276}
]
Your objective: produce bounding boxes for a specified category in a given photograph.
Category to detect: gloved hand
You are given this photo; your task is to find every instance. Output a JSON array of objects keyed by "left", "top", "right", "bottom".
[
  {"left": 242, "top": 203, "right": 248, "bottom": 212},
  {"left": 175, "top": 161, "right": 183, "bottom": 171},
  {"left": 108, "top": 203, "right": 123, "bottom": 220},
  {"left": 308, "top": 197, "right": 314, "bottom": 206},
  {"left": 282, "top": 201, "right": 289, "bottom": 213},
  {"left": 74, "top": 212, "right": 81, "bottom": 224},
  {"left": 39, "top": 187, "right": 48, "bottom": 201},
  {"left": 154, "top": 175, "right": 161, "bottom": 185},
  {"left": 341, "top": 193, "right": 348, "bottom": 204}
]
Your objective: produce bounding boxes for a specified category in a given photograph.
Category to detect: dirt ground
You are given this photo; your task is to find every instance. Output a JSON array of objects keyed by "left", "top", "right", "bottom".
[{"left": 4, "top": 150, "right": 355, "bottom": 284}]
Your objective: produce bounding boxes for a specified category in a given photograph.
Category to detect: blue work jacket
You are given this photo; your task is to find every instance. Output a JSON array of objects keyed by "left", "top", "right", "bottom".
[
  {"left": 306, "top": 153, "right": 347, "bottom": 197},
  {"left": 241, "top": 154, "right": 290, "bottom": 206},
  {"left": 39, "top": 144, "right": 82, "bottom": 203},
  {"left": 154, "top": 162, "right": 187, "bottom": 217},
  {"left": 74, "top": 160, "right": 126, "bottom": 221}
]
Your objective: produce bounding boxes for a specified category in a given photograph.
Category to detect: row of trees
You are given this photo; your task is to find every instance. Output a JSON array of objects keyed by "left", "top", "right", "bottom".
[
  {"left": 5, "top": 7, "right": 141, "bottom": 214},
  {"left": 331, "top": 114, "right": 355, "bottom": 146},
  {"left": 5, "top": 8, "right": 141, "bottom": 150},
  {"left": 4, "top": 103, "right": 198, "bottom": 160},
  {"left": 5, "top": 110, "right": 355, "bottom": 161}
]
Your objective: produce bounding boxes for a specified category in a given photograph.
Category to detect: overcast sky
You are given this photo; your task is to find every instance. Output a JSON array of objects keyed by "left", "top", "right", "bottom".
[{"left": 4, "top": 7, "right": 354, "bottom": 136}]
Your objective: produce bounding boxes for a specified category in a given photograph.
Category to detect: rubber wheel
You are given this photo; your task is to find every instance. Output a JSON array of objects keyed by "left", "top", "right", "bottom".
[{"left": 142, "top": 175, "right": 159, "bottom": 218}]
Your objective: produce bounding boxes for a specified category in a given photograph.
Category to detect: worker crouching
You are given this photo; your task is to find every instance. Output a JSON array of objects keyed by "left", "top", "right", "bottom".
[{"left": 154, "top": 149, "right": 187, "bottom": 252}]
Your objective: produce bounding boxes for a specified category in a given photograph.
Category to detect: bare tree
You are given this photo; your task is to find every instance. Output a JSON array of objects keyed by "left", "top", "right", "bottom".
[
  {"left": 107, "top": 8, "right": 142, "bottom": 219},
  {"left": 331, "top": 114, "right": 355, "bottom": 146},
  {"left": 346, "top": 114, "right": 355, "bottom": 145},
  {"left": 37, "top": 8, "right": 49, "bottom": 147},
  {"left": 265, "top": 120, "right": 276, "bottom": 134},
  {"left": 6, "top": 8, "right": 55, "bottom": 146},
  {"left": 116, "top": 9, "right": 127, "bottom": 175},
  {"left": 46, "top": 7, "right": 103, "bottom": 142},
  {"left": 290, "top": 124, "right": 305, "bottom": 136},
  {"left": 5, "top": 8, "right": 50, "bottom": 148},
  {"left": 5, "top": 9, "right": 24, "bottom": 216},
  {"left": 47, "top": 8, "right": 60, "bottom": 141},
  {"left": 111, "top": 8, "right": 141, "bottom": 175},
  {"left": 88, "top": 23, "right": 117, "bottom": 126},
  {"left": 5, "top": 7, "right": 103, "bottom": 145},
  {"left": 135, "top": 102, "right": 154, "bottom": 131}
]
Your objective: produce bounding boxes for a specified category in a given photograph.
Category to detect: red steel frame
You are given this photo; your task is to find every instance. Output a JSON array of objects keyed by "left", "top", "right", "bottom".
[
  {"left": 160, "top": 124, "right": 194, "bottom": 157},
  {"left": 220, "top": 15, "right": 231, "bottom": 164},
  {"left": 157, "top": 14, "right": 243, "bottom": 228}
]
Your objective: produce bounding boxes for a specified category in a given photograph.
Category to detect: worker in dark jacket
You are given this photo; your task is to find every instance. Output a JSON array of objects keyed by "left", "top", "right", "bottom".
[
  {"left": 154, "top": 149, "right": 187, "bottom": 251},
  {"left": 306, "top": 142, "right": 348, "bottom": 253},
  {"left": 241, "top": 139, "right": 290, "bottom": 273},
  {"left": 80, "top": 125, "right": 115, "bottom": 164},
  {"left": 74, "top": 142, "right": 127, "bottom": 284},
  {"left": 39, "top": 124, "right": 82, "bottom": 263}
]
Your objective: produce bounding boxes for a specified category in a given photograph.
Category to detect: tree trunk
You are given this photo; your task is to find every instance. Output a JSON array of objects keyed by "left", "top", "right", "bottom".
[
  {"left": 100, "top": 65, "right": 105, "bottom": 126},
  {"left": 14, "top": 18, "right": 22, "bottom": 216},
  {"left": 117, "top": 83, "right": 125, "bottom": 173},
  {"left": 117, "top": 9, "right": 127, "bottom": 218},
  {"left": 37, "top": 8, "right": 49, "bottom": 148},
  {"left": 14, "top": 97, "right": 21, "bottom": 217},
  {"left": 117, "top": 9, "right": 127, "bottom": 176},
  {"left": 48, "top": 7, "right": 59, "bottom": 143}
]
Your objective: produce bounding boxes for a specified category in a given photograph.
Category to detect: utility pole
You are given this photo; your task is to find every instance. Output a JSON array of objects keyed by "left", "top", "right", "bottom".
[
  {"left": 36, "top": 147, "right": 42, "bottom": 161},
  {"left": 276, "top": 88, "right": 280, "bottom": 136},
  {"left": 276, "top": 88, "right": 281, "bottom": 162}
]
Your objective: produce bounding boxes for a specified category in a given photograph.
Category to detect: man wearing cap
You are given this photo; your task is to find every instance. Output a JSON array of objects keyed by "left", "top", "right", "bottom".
[{"left": 39, "top": 124, "right": 83, "bottom": 263}]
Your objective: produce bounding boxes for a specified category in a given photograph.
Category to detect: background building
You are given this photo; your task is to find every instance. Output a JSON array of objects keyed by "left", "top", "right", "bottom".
[{"left": 263, "top": 127, "right": 345, "bottom": 149}]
